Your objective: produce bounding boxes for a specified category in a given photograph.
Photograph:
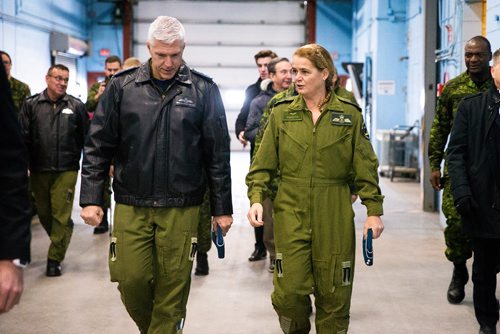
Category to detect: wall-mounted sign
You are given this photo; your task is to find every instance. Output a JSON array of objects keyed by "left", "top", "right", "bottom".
[
  {"left": 377, "top": 80, "right": 396, "bottom": 95},
  {"left": 99, "top": 48, "right": 110, "bottom": 57}
]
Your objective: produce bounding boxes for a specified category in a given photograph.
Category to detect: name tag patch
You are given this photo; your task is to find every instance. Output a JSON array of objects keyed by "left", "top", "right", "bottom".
[
  {"left": 283, "top": 111, "right": 302, "bottom": 122},
  {"left": 330, "top": 112, "right": 352, "bottom": 126}
]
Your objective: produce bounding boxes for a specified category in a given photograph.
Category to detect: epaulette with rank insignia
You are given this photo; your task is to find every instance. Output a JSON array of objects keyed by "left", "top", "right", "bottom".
[{"left": 337, "top": 95, "right": 361, "bottom": 112}]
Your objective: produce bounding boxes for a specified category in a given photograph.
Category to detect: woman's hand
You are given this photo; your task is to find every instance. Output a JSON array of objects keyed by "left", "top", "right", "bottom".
[{"left": 247, "top": 203, "right": 264, "bottom": 227}]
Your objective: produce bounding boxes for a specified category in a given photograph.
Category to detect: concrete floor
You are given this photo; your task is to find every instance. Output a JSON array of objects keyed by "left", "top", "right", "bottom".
[{"left": 1, "top": 151, "right": 498, "bottom": 333}]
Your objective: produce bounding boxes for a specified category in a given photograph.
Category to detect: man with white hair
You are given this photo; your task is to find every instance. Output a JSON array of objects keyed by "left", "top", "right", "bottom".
[{"left": 80, "top": 16, "right": 233, "bottom": 333}]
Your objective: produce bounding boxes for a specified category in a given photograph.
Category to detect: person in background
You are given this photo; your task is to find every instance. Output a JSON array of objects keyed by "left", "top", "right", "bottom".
[
  {"left": 122, "top": 57, "right": 141, "bottom": 70},
  {"left": 86, "top": 55, "right": 122, "bottom": 234},
  {"left": 0, "top": 50, "right": 31, "bottom": 114},
  {"left": 19, "top": 64, "right": 88, "bottom": 277},
  {"left": 246, "top": 44, "right": 384, "bottom": 333},
  {"left": 234, "top": 49, "right": 277, "bottom": 263},
  {"left": 244, "top": 56, "right": 292, "bottom": 273},
  {"left": 80, "top": 16, "right": 233, "bottom": 333},
  {"left": 428, "top": 36, "right": 493, "bottom": 305},
  {"left": 447, "top": 47, "right": 500, "bottom": 334},
  {"left": 0, "top": 61, "right": 31, "bottom": 314}
]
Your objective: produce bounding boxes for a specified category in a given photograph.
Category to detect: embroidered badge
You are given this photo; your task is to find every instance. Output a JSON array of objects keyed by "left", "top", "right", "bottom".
[
  {"left": 282, "top": 111, "right": 302, "bottom": 121},
  {"left": 62, "top": 108, "right": 74, "bottom": 115},
  {"left": 330, "top": 112, "right": 352, "bottom": 126}
]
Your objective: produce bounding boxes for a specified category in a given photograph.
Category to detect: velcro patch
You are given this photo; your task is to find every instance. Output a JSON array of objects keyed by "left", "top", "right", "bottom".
[
  {"left": 331, "top": 112, "right": 352, "bottom": 126},
  {"left": 282, "top": 111, "right": 302, "bottom": 122}
]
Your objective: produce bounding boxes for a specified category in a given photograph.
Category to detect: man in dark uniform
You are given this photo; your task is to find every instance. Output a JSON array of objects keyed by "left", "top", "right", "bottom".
[
  {"left": 80, "top": 16, "right": 233, "bottom": 333},
  {"left": 19, "top": 64, "right": 88, "bottom": 277},
  {"left": 428, "top": 36, "right": 493, "bottom": 304},
  {"left": 235, "top": 49, "right": 277, "bottom": 262},
  {"left": 447, "top": 47, "right": 500, "bottom": 334},
  {"left": 1, "top": 51, "right": 31, "bottom": 114}
]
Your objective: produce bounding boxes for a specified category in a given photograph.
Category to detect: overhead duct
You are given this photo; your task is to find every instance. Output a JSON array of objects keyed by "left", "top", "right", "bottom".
[{"left": 50, "top": 32, "right": 89, "bottom": 57}]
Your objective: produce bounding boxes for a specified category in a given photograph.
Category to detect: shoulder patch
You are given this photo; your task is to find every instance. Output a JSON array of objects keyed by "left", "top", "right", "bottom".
[
  {"left": 190, "top": 67, "right": 213, "bottom": 82},
  {"left": 361, "top": 121, "right": 370, "bottom": 140},
  {"left": 336, "top": 95, "right": 361, "bottom": 112}
]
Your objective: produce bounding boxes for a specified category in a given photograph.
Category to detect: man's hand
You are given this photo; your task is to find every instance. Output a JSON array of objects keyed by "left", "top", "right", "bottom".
[
  {"left": 213, "top": 215, "right": 233, "bottom": 236},
  {"left": 80, "top": 205, "right": 104, "bottom": 227},
  {"left": 247, "top": 203, "right": 264, "bottom": 227},
  {"left": 455, "top": 196, "right": 478, "bottom": 218},
  {"left": 430, "top": 170, "right": 443, "bottom": 190},
  {"left": 364, "top": 216, "right": 384, "bottom": 239},
  {"left": 94, "top": 82, "right": 107, "bottom": 101},
  {"left": 238, "top": 131, "right": 248, "bottom": 147},
  {"left": 0, "top": 260, "right": 23, "bottom": 314}
]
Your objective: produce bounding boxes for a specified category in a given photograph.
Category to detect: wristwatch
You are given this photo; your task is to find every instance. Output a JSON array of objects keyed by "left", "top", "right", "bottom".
[{"left": 11, "top": 259, "right": 28, "bottom": 269}]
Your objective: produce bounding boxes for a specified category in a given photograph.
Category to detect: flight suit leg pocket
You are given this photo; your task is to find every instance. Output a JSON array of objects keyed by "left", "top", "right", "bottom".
[{"left": 109, "top": 232, "right": 124, "bottom": 282}]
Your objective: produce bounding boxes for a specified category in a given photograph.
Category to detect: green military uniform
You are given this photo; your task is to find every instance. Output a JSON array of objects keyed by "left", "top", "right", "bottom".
[
  {"left": 428, "top": 71, "right": 492, "bottom": 263},
  {"left": 85, "top": 82, "right": 101, "bottom": 113},
  {"left": 247, "top": 92, "right": 383, "bottom": 333},
  {"left": 9, "top": 76, "right": 30, "bottom": 114}
]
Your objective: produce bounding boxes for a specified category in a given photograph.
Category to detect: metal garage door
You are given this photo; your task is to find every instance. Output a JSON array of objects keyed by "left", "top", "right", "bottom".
[{"left": 133, "top": 0, "right": 306, "bottom": 150}]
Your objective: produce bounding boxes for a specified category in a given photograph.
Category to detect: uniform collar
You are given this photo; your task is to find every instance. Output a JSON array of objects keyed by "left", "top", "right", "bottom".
[
  {"left": 136, "top": 60, "right": 192, "bottom": 86},
  {"left": 288, "top": 90, "right": 344, "bottom": 112},
  {"left": 39, "top": 89, "right": 68, "bottom": 103}
]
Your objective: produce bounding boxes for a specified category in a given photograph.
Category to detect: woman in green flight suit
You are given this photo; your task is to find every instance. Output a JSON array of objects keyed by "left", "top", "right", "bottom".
[{"left": 246, "top": 44, "right": 384, "bottom": 334}]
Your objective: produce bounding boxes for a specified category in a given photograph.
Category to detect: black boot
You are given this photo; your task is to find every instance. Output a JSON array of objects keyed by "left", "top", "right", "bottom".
[
  {"left": 447, "top": 262, "right": 468, "bottom": 304},
  {"left": 93, "top": 210, "right": 109, "bottom": 234},
  {"left": 46, "top": 259, "right": 62, "bottom": 277},
  {"left": 195, "top": 251, "right": 209, "bottom": 276},
  {"left": 248, "top": 247, "right": 266, "bottom": 262}
]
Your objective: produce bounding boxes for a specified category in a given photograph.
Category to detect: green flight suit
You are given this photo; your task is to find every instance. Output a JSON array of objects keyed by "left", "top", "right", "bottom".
[
  {"left": 30, "top": 171, "right": 77, "bottom": 262},
  {"left": 247, "top": 93, "right": 383, "bottom": 334},
  {"left": 9, "top": 76, "right": 31, "bottom": 115},
  {"left": 110, "top": 204, "right": 200, "bottom": 334},
  {"left": 428, "top": 71, "right": 492, "bottom": 263}
]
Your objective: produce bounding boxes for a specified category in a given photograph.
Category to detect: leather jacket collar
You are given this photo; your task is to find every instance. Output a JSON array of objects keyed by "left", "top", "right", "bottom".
[{"left": 135, "top": 60, "right": 192, "bottom": 86}]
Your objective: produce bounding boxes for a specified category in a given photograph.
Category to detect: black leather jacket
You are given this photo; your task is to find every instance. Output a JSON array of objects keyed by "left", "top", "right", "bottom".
[
  {"left": 448, "top": 86, "right": 500, "bottom": 238},
  {"left": 19, "top": 90, "right": 88, "bottom": 172},
  {"left": 80, "top": 61, "right": 233, "bottom": 216}
]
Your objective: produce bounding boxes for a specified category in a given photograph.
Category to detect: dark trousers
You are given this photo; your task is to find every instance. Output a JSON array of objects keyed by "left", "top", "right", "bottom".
[{"left": 472, "top": 238, "right": 500, "bottom": 328}]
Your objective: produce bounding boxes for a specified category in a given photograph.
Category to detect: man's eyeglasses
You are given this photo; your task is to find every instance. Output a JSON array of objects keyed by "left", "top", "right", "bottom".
[
  {"left": 464, "top": 52, "right": 490, "bottom": 59},
  {"left": 48, "top": 75, "right": 69, "bottom": 83},
  {"left": 2, "top": 61, "right": 11, "bottom": 66}
]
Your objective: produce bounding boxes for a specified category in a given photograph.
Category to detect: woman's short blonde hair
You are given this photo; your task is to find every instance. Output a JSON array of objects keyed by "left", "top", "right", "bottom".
[{"left": 293, "top": 44, "right": 335, "bottom": 91}]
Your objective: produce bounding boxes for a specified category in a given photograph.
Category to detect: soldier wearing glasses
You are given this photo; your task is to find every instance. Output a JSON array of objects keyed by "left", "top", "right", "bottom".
[
  {"left": 19, "top": 64, "right": 88, "bottom": 277},
  {"left": 428, "top": 36, "right": 493, "bottom": 305}
]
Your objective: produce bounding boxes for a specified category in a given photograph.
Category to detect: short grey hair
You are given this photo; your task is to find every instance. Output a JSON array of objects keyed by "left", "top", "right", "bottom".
[
  {"left": 147, "top": 16, "right": 185, "bottom": 45},
  {"left": 493, "top": 48, "right": 500, "bottom": 67}
]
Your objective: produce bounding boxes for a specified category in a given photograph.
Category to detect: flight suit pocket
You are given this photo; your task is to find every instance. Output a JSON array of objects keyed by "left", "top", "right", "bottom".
[
  {"left": 278, "top": 127, "right": 308, "bottom": 174},
  {"left": 159, "top": 232, "right": 190, "bottom": 276},
  {"left": 109, "top": 233, "right": 124, "bottom": 282},
  {"left": 318, "top": 132, "right": 352, "bottom": 167}
]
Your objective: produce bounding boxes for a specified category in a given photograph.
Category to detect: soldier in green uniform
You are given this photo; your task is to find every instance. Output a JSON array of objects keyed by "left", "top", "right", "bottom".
[
  {"left": 428, "top": 36, "right": 493, "bottom": 304},
  {"left": 247, "top": 44, "right": 384, "bottom": 334},
  {"left": 86, "top": 55, "right": 122, "bottom": 234},
  {"left": 19, "top": 64, "right": 88, "bottom": 277},
  {"left": 80, "top": 16, "right": 233, "bottom": 333},
  {"left": 1, "top": 51, "right": 31, "bottom": 114}
]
